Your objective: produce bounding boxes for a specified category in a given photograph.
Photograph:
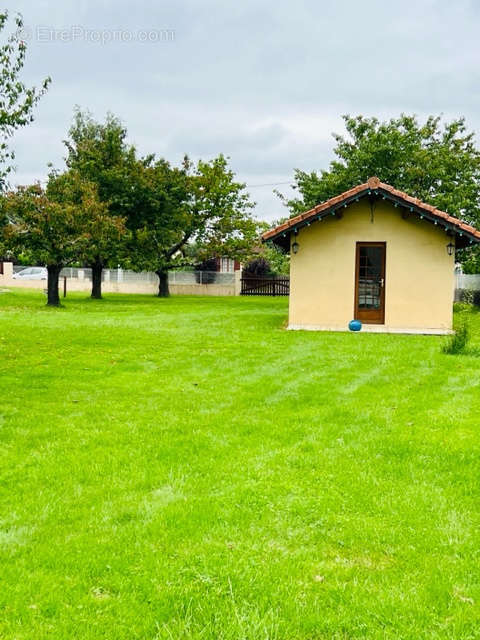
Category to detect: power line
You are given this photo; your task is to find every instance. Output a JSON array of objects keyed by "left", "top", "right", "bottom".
[{"left": 245, "top": 181, "right": 294, "bottom": 188}]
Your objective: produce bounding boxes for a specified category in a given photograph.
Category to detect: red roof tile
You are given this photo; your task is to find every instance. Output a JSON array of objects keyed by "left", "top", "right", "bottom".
[{"left": 262, "top": 177, "right": 480, "bottom": 246}]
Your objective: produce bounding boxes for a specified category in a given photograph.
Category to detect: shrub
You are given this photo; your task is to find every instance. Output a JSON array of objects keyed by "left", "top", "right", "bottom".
[
  {"left": 463, "top": 289, "right": 474, "bottom": 305},
  {"left": 442, "top": 319, "right": 470, "bottom": 354},
  {"left": 195, "top": 258, "right": 218, "bottom": 272},
  {"left": 194, "top": 258, "right": 218, "bottom": 284},
  {"left": 453, "top": 302, "right": 472, "bottom": 313},
  {"left": 457, "top": 288, "right": 480, "bottom": 306},
  {"left": 243, "top": 257, "right": 271, "bottom": 276}
]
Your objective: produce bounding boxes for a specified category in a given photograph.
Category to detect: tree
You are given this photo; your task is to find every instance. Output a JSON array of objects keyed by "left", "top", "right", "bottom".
[
  {"left": 132, "top": 154, "right": 258, "bottom": 297},
  {"left": 1, "top": 181, "right": 108, "bottom": 306},
  {"left": 459, "top": 246, "right": 480, "bottom": 274},
  {"left": 285, "top": 115, "right": 480, "bottom": 232},
  {"left": 254, "top": 219, "right": 290, "bottom": 275},
  {"left": 243, "top": 256, "right": 271, "bottom": 276},
  {"left": 59, "top": 108, "right": 140, "bottom": 296},
  {"left": 244, "top": 245, "right": 290, "bottom": 276},
  {"left": 0, "top": 12, "right": 50, "bottom": 188},
  {"left": 46, "top": 169, "right": 127, "bottom": 298}
]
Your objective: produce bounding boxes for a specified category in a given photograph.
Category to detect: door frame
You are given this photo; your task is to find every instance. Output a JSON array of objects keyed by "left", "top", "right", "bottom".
[{"left": 354, "top": 241, "right": 386, "bottom": 325}]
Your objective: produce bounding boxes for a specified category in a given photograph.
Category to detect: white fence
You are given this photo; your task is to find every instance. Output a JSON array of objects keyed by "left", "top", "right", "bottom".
[
  {"left": 6, "top": 265, "right": 238, "bottom": 296},
  {"left": 168, "top": 271, "right": 235, "bottom": 285},
  {"left": 455, "top": 274, "right": 480, "bottom": 290},
  {"left": 12, "top": 266, "right": 235, "bottom": 286}
]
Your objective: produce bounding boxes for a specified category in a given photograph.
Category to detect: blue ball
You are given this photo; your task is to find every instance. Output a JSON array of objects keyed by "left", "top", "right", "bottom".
[{"left": 349, "top": 319, "right": 362, "bottom": 332}]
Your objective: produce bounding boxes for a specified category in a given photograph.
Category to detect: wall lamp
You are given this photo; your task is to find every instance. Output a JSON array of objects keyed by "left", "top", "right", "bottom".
[
  {"left": 292, "top": 231, "right": 299, "bottom": 254},
  {"left": 446, "top": 241, "right": 455, "bottom": 256}
]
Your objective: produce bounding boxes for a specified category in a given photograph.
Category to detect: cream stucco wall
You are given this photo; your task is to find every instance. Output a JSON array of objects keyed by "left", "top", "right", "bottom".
[{"left": 288, "top": 199, "right": 455, "bottom": 334}]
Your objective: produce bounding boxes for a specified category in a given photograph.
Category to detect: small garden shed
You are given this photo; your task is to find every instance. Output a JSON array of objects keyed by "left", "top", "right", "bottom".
[{"left": 263, "top": 177, "right": 480, "bottom": 334}]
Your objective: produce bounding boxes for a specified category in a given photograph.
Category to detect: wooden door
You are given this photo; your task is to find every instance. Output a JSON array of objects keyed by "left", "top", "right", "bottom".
[{"left": 354, "top": 242, "right": 386, "bottom": 324}]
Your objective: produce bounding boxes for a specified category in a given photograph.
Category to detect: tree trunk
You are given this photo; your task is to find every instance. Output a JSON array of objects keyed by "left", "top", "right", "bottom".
[
  {"left": 91, "top": 260, "right": 103, "bottom": 299},
  {"left": 156, "top": 270, "right": 169, "bottom": 297},
  {"left": 46, "top": 265, "right": 62, "bottom": 307}
]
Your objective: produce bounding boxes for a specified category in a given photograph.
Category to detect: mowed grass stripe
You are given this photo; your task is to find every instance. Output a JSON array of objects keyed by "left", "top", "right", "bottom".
[{"left": 0, "top": 290, "right": 479, "bottom": 638}]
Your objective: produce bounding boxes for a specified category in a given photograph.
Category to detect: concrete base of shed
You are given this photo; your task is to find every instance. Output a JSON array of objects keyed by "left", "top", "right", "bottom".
[{"left": 287, "top": 324, "right": 453, "bottom": 335}]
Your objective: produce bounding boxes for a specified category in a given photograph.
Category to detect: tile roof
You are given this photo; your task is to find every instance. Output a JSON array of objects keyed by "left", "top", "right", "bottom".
[{"left": 262, "top": 176, "right": 480, "bottom": 248}]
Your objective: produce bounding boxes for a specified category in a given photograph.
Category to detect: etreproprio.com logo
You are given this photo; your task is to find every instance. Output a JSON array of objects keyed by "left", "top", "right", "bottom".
[{"left": 18, "top": 25, "right": 175, "bottom": 45}]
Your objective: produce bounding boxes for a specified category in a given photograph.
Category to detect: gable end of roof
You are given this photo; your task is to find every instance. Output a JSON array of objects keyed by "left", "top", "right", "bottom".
[{"left": 262, "top": 179, "right": 480, "bottom": 250}]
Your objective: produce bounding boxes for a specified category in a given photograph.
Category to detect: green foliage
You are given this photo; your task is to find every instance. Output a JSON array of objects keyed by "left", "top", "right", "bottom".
[
  {"left": 461, "top": 289, "right": 475, "bottom": 305},
  {"left": 62, "top": 111, "right": 260, "bottom": 293},
  {"left": 1, "top": 177, "right": 123, "bottom": 268},
  {"left": 459, "top": 245, "right": 480, "bottom": 274},
  {"left": 132, "top": 154, "right": 259, "bottom": 292},
  {"left": 1, "top": 183, "right": 87, "bottom": 267},
  {"left": 242, "top": 250, "right": 289, "bottom": 276},
  {"left": 1, "top": 293, "right": 480, "bottom": 638},
  {"left": 286, "top": 115, "right": 480, "bottom": 232},
  {"left": 243, "top": 256, "right": 271, "bottom": 276},
  {"left": 255, "top": 218, "right": 290, "bottom": 274},
  {"left": 187, "top": 155, "right": 258, "bottom": 263},
  {"left": 56, "top": 109, "right": 156, "bottom": 296},
  {"left": 259, "top": 243, "right": 289, "bottom": 274},
  {"left": 0, "top": 12, "right": 50, "bottom": 188},
  {"left": 1, "top": 179, "right": 120, "bottom": 303},
  {"left": 62, "top": 108, "right": 142, "bottom": 232},
  {"left": 194, "top": 257, "right": 218, "bottom": 271},
  {"left": 127, "top": 156, "right": 193, "bottom": 274},
  {"left": 442, "top": 318, "right": 471, "bottom": 354},
  {"left": 46, "top": 168, "right": 127, "bottom": 268}
]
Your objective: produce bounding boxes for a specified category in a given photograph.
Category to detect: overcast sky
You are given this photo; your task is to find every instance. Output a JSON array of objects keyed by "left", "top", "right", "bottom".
[{"left": 6, "top": 0, "right": 480, "bottom": 220}]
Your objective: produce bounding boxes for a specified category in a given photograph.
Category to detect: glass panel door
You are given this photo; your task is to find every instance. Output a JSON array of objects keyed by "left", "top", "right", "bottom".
[{"left": 355, "top": 243, "right": 386, "bottom": 324}]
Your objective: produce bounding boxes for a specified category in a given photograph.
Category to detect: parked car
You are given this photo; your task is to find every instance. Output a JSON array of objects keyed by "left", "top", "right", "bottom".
[{"left": 12, "top": 267, "right": 48, "bottom": 280}]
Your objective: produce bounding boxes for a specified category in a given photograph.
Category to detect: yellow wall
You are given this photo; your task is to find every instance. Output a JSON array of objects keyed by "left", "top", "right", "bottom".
[{"left": 289, "top": 199, "right": 455, "bottom": 333}]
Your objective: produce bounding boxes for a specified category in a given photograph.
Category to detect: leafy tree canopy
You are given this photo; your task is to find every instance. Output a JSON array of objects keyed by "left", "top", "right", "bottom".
[
  {"left": 57, "top": 108, "right": 149, "bottom": 296},
  {"left": 460, "top": 247, "right": 480, "bottom": 274},
  {"left": 46, "top": 169, "right": 127, "bottom": 298},
  {"left": 2, "top": 183, "right": 85, "bottom": 267},
  {"left": 1, "top": 179, "right": 111, "bottom": 304},
  {"left": 282, "top": 114, "right": 480, "bottom": 271},
  {"left": 285, "top": 114, "right": 480, "bottom": 229},
  {"left": 62, "top": 107, "right": 142, "bottom": 223},
  {"left": 0, "top": 12, "right": 50, "bottom": 188},
  {"left": 132, "top": 154, "right": 259, "bottom": 295},
  {"left": 256, "top": 219, "right": 290, "bottom": 274}
]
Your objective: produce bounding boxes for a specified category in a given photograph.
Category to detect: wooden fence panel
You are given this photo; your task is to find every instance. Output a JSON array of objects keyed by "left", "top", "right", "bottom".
[{"left": 240, "top": 276, "right": 290, "bottom": 296}]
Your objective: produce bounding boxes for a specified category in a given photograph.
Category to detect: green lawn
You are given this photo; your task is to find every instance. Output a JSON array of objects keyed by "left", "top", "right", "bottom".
[{"left": 1, "top": 291, "right": 480, "bottom": 639}]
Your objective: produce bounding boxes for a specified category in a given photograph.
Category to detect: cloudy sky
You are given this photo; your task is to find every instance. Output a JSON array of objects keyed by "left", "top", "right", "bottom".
[{"left": 6, "top": 0, "right": 480, "bottom": 220}]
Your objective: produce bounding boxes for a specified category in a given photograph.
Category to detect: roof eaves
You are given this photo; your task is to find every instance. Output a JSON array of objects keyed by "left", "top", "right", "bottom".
[
  {"left": 262, "top": 183, "right": 372, "bottom": 244},
  {"left": 263, "top": 181, "right": 480, "bottom": 247},
  {"left": 376, "top": 185, "right": 480, "bottom": 243}
]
